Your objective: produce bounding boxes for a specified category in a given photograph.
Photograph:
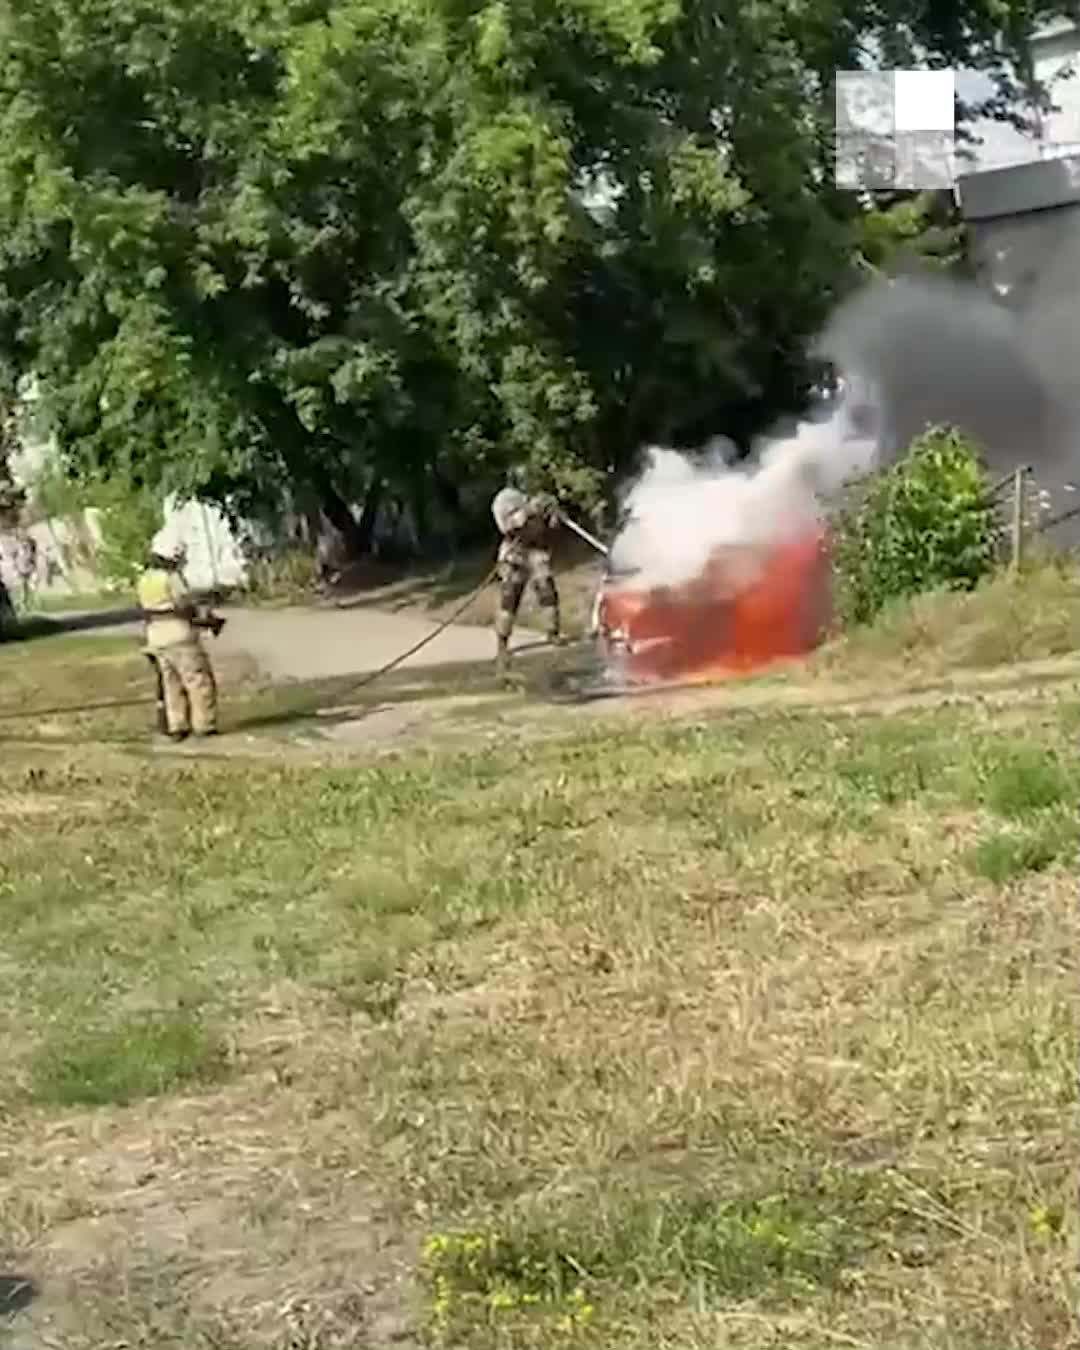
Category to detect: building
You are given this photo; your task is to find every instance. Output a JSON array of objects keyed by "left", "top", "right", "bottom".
[
  {"left": 947, "top": 24, "right": 1080, "bottom": 531},
  {"left": 954, "top": 22, "right": 1080, "bottom": 348},
  {"left": 959, "top": 19, "right": 1080, "bottom": 173}
]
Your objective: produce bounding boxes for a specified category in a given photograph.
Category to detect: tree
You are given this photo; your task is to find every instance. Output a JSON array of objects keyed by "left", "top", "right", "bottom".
[
  {"left": 0, "top": 0, "right": 1073, "bottom": 551},
  {"left": 854, "top": 191, "right": 968, "bottom": 279}
]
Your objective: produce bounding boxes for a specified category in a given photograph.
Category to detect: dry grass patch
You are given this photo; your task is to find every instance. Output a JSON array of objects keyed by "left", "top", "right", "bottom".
[
  {"left": 815, "top": 559, "right": 1079, "bottom": 681},
  {"left": 0, "top": 596, "right": 1076, "bottom": 1348}
]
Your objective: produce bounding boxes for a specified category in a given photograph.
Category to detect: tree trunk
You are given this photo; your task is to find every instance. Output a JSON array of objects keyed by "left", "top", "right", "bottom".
[
  {"left": 432, "top": 471, "right": 461, "bottom": 517},
  {"left": 317, "top": 482, "right": 366, "bottom": 558},
  {"left": 355, "top": 479, "right": 384, "bottom": 555}
]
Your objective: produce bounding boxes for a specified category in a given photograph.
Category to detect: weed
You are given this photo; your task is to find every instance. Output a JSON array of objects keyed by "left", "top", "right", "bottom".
[
  {"left": 30, "top": 1011, "right": 227, "bottom": 1107},
  {"left": 966, "top": 816, "right": 1076, "bottom": 882},
  {"left": 980, "top": 747, "right": 1074, "bottom": 818},
  {"left": 421, "top": 1229, "right": 596, "bottom": 1341}
]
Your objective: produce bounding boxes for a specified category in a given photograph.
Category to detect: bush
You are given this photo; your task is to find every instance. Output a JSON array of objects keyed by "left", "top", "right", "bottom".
[
  {"left": 90, "top": 473, "right": 164, "bottom": 587},
  {"left": 32, "top": 462, "right": 163, "bottom": 586},
  {"left": 244, "top": 548, "right": 319, "bottom": 603},
  {"left": 831, "top": 426, "right": 998, "bottom": 627}
]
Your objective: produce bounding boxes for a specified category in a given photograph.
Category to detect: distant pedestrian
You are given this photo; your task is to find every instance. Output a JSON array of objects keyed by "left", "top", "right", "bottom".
[
  {"left": 13, "top": 532, "right": 36, "bottom": 609},
  {"left": 0, "top": 575, "right": 15, "bottom": 636}
]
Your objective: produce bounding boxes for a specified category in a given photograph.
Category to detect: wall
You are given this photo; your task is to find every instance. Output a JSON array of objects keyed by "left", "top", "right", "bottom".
[
  {"left": 159, "top": 497, "right": 250, "bottom": 592},
  {"left": 963, "top": 193, "right": 1080, "bottom": 313},
  {"left": 0, "top": 511, "right": 103, "bottom": 599},
  {"left": 959, "top": 21, "right": 1080, "bottom": 173},
  {"left": 2, "top": 500, "right": 252, "bottom": 598},
  {"left": 957, "top": 157, "right": 1080, "bottom": 544}
]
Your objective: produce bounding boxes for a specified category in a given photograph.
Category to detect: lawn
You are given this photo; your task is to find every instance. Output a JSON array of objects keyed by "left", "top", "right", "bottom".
[
  {"left": 0, "top": 573, "right": 1077, "bottom": 1350},
  {"left": 22, "top": 587, "right": 130, "bottom": 615}
]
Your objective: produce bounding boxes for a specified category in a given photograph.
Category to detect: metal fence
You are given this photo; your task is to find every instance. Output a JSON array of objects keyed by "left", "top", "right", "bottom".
[{"left": 984, "top": 465, "right": 1080, "bottom": 569}]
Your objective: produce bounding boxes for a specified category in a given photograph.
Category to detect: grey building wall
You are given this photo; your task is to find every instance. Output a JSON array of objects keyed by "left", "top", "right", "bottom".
[{"left": 955, "top": 159, "right": 1080, "bottom": 545}]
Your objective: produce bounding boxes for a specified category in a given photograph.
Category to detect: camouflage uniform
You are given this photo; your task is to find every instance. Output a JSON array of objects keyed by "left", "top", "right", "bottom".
[
  {"left": 491, "top": 485, "right": 562, "bottom": 670},
  {"left": 136, "top": 563, "right": 219, "bottom": 738}
]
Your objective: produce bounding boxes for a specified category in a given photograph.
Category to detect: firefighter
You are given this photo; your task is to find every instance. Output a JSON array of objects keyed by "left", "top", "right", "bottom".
[
  {"left": 136, "top": 530, "right": 225, "bottom": 741},
  {"left": 490, "top": 467, "right": 565, "bottom": 676}
]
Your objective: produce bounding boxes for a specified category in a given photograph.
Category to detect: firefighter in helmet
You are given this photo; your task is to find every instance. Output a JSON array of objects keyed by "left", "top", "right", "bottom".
[{"left": 490, "top": 466, "right": 565, "bottom": 676}]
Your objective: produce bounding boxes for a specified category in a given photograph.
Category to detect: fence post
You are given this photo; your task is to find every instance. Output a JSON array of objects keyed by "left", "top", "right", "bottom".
[{"left": 1010, "top": 465, "right": 1026, "bottom": 575}]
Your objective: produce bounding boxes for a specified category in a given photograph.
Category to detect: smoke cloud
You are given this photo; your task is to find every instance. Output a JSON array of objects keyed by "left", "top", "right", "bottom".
[
  {"left": 608, "top": 400, "right": 876, "bottom": 591},
  {"left": 818, "top": 274, "right": 1080, "bottom": 488},
  {"left": 609, "top": 273, "right": 1080, "bottom": 593}
]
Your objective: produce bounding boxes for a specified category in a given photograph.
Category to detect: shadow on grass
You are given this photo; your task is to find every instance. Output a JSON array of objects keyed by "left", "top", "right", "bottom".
[
  {"left": 330, "top": 555, "right": 497, "bottom": 615},
  {"left": 0, "top": 1273, "right": 38, "bottom": 1319},
  {"left": 328, "top": 539, "right": 599, "bottom": 615},
  {"left": 4, "top": 607, "right": 141, "bottom": 642},
  {"left": 226, "top": 641, "right": 596, "bottom": 735}
]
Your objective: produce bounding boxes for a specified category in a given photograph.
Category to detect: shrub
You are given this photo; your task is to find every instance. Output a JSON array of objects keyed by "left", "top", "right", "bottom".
[
  {"left": 32, "top": 462, "right": 162, "bottom": 586},
  {"left": 244, "top": 547, "right": 319, "bottom": 602},
  {"left": 831, "top": 426, "right": 998, "bottom": 627},
  {"left": 90, "top": 473, "right": 164, "bottom": 587}
]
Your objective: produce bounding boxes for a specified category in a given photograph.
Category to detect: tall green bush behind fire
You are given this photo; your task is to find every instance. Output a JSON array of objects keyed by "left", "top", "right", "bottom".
[{"left": 831, "top": 427, "right": 999, "bottom": 628}]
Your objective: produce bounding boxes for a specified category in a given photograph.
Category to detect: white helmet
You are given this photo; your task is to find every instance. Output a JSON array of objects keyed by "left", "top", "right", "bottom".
[{"left": 150, "top": 526, "right": 186, "bottom": 565}]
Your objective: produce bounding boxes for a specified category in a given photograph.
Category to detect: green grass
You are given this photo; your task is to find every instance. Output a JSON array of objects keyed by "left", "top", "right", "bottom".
[
  {"left": 24, "top": 587, "right": 130, "bottom": 614},
  {"left": 0, "top": 572, "right": 1077, "bottom": 1349},
  {"left": 966, "top": 828, "right": 1065, "bottom": 883},
  {"left": 815, "top": 559, "right": 1080, "bottom": 678},
  {"left": 31, "top": 1012, "right": 227, "bottom": 1107},
  {"left": 979, "top": 746, "right": 1073, "bottom": 817}
]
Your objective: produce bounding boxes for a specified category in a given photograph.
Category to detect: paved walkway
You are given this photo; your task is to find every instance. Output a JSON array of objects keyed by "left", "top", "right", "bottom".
[
  {"left": 59, "top": 603, "right": 535, "bottom": 680},
  {"left": 213, "top": 605, "right": 534, "bottom": 680}
]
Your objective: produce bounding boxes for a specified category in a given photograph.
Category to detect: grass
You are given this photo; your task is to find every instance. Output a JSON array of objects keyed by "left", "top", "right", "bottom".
[
  {"left": 32, "top": 1012, "right": 227, "bottom": 1107},
  {"left": 815, "top": 559, "right": 1080, "bottom": 679},
  {"left": 23, "top": 587, "right": 130, "bottom": 614},
  {"left": 0, "top": 569, "right": 1077, "bottom": 1349}
]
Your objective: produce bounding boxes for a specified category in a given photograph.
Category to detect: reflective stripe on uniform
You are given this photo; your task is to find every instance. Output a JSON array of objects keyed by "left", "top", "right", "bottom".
[
  {"left": 136, "top": 568, "right": 175, "bottom": 613},
  {"left": 138, "top": 567, "right": 197, "bottom": 650}
]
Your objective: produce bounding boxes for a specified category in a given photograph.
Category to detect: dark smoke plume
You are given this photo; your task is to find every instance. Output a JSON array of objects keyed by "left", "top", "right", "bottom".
[{"left": 817, "top": 275, "right": 1079, "bottom": 492}]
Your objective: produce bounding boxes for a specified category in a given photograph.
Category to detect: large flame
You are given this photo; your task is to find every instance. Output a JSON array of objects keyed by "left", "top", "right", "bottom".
[{"left": 599, "top": 529, "right": 832, "bottom": 685}]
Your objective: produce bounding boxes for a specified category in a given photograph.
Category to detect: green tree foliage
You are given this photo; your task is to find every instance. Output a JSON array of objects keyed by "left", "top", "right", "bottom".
[
  {"left": 0, "top": 0, "right": 1070, "bottom": 548},
  {"left": 854, "top": 191, "right": 968, "bottom": 279},
  {"left": 832, "top": 426, "right": 999, "bottom": 627},
  {"left": 33, "top": 459, "right": 162, "bottom": 585},
  {"left": 87, "top": 473, "right": 164, "bottom": 587},
  {"left": 0, "top": 429, "right": 24, "bottom": 527}
]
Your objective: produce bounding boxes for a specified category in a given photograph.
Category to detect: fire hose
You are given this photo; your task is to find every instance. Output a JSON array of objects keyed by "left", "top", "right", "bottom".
[
  {"left": 0, "top": 566, "right": 500, "bottom": 727},
  {"left": 340, "top": 509, "right": 610, "bottom": 695},
  {"left": 329, "top": 562, "right": 498, "bottom": 699},
  {"left": 0, "top": 508, "right": 607, "bottom": 729}
]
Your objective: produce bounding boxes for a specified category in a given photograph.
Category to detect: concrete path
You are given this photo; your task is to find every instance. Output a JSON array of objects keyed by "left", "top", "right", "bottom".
[
  {"left": 213, "top": 605, "right": 535, "bottom": 680},
  {"left": 55, "top": 603, "right": 536, "bottom": 680}
]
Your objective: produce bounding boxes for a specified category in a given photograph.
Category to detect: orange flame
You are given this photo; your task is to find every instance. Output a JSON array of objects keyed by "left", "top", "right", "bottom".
[{"left": 600, "top": 529, "right": 832, "bottom": 685}]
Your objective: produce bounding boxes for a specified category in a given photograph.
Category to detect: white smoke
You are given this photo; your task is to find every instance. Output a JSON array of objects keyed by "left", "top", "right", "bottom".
[
  {"left": 608, "top": 393, "right": 878, "bottom": 592},
  {"left": 608, "top": 266, "right": 1080, "bottom": 593}
]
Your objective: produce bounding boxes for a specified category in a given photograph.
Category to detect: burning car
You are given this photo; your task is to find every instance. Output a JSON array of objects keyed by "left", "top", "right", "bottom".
[{"left": 590, "top": 527, "right": 832, "bottom": 687}]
